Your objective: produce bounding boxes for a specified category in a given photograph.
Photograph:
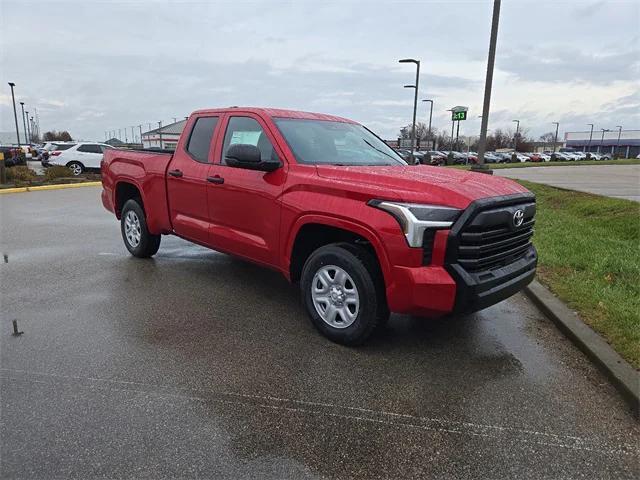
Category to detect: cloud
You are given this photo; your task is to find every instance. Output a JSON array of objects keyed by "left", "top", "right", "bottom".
[
  {"left": 0, "top": 0, "right": 638, "bottom": 141},
  {"left": 498, "top": 47, "right": 640, "bottom": 85}
]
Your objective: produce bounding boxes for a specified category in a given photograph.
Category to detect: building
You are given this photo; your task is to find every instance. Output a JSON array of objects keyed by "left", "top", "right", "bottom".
[
  {"left": 105, "top": 138, "right": 126, "bottom": 147},
  {"left": 565, "top": 129, "right": 639, "bottom": 158},
  {"left": 141, "top": 120, "right": 187, "bottom": 149}
]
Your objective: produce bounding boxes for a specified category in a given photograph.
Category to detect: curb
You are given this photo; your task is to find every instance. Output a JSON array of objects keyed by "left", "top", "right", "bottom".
[
  {"left": 524, "top": 279, "right": 639, "bottom": 416},
  {"left": 0, "top": 181, "right": 101, "bottom": 195}
]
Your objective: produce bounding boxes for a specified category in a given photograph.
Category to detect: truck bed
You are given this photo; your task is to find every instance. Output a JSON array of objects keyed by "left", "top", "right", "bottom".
[{"left": 101, "top": 148, "right": 174, "bottom": 234}]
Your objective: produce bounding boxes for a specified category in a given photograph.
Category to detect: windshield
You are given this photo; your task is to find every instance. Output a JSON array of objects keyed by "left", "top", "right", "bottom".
[{"left": 274, "top": 118, "right": 407, "bottom": 166}]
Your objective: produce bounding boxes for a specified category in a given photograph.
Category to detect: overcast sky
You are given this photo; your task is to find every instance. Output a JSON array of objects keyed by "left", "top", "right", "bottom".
[{"left": 1, "top": 0, "right": 638, "bottom": 142}]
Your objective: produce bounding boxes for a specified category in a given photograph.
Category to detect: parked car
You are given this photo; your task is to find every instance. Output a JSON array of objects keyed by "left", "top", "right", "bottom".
[
  {"left": 101, "top": 107, "right": 537, "bottom": 345},
  {"left": 423, "top": 151, "right": 447, "bottom": 165},
  {"left": 47, "top": 142, "right": 114, "bottom": 175},
  {"left": 483, "top": 152, "right": 502, "bottom": 163},
  {"left": 40, "top": 142, "right": 77, "bottom": 163},
  {"left": 466, "top": 152, "right": 478, "bottom": 164},
  {"left": 553, "top": 152, "right": 572, "bottom": 161},
  {"left": 0, "top": 145, "right": 26, "bottom": 167},
  {"left": 493, "top": 152, "right": 512, "bottom": 163}
]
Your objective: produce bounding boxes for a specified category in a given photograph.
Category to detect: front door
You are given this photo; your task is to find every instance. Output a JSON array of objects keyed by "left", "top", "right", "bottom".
[
  {"left": 206, "top": 114, "right": 287, "bottom": 267},
  {"left": 166, "top": 116, "right": 220, "bottom": 245}
]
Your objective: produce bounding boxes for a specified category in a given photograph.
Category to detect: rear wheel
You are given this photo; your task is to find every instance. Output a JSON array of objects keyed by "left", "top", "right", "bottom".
[
  {"left": 301, "top": 243, "right": 388, "bottom": 345},
  {"left": 66, "top": 161, "right": 84, "bottom": 176},
  {"left": 120, "top": 199, "right": 161, "bottom": 258}
]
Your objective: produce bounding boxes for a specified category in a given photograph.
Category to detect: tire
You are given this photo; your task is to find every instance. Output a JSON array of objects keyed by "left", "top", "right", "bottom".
[
  {"left": 66, "top": 161, "right": 84, "bottom": 176},
  {"left": 120, "top": 199, "right": 161, "bottom": 258},
  {"left": 301, "top": 243, "right": 388, "bottom": 345}
]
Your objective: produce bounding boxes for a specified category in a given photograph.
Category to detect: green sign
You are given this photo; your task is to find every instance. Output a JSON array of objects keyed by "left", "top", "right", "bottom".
[{"left": 452, "top": 111, "right": 467, "bottom": 121}]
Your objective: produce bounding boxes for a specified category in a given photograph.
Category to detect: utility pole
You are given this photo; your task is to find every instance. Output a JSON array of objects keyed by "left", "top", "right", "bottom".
[
  {"left": 473, "top": 0, "right": 501, "bottom": 173},
  {"left": 158, "top": 121, "right": 163, "bottom": 149},
  {"left": 8, "top": 83, "right": 21, "bottom": 147},
  {"left": 138, "top": 125, "right": 143, "bottom": 146}
]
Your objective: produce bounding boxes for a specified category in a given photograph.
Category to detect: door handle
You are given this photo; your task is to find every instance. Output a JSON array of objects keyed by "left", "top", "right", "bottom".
[
  {"left": 168, "top": 169, "right": 183, "bottom": 177},
  {"left": 207, "top": 175, "right": 224, "bottom": 184}
]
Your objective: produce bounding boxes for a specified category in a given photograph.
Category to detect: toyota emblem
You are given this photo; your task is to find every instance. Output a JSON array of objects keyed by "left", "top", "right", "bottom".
[{"left": 513, "top": 209, "right": 525, "bottom": 228}]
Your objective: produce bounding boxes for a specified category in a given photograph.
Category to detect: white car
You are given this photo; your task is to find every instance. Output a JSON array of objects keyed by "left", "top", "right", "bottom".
[
  {"left": 49, "top": 142, "right": 115, "bottom": 175},
  {"left": 537, "top": 153, "right": 551, "bottom": 161}
]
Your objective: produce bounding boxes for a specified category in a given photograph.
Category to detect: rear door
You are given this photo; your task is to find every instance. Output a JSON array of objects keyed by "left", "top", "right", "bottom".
[
  {"left": 206, "top": 113, "right": 287, "bottom": 267},
  {"left": 166, "top": 115, "right": 220, "bottom": 245},
  {"left": 75, "top": 144, "right": 104, "bottom": 168}
]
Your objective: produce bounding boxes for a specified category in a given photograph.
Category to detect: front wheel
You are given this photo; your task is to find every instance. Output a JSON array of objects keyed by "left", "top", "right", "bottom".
[
  {"left": 66, "top": 161, "right": 84, "bottom": 176},
  {"left": 120, "top": 199, "right": 161, "bottom": 258},
  {"left": 301, "top": 243, "right": 388, "bottom": 345}
]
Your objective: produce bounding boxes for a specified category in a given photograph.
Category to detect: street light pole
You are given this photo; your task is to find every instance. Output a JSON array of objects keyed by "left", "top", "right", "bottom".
[
  {"left": 158, "top": 121, "right": 163, "bottom": 149},
  {"left": 615, "top": 125, "right": 622, "bottom": 157},
  {"left": 512, "top": 119, "right": 520, "bottom": 151},
  {"left": 586, "top": 123, "right": 594, "bottom": 154},
  {"left": 599, "top": 128, "right": 609, "bottom": 154},
  {"left": 399, "top": 58, "right": 420, "bottom": 164},
  {"left": 8, "top": 83, "right": 21, "bottom": 147},
  {"left": 19, "top": 102, "right": 28, "bottom": 147},
  {"left": 422, "top": 99, "right": 433, "bottom": 149},
  {"left": 26, "top": 113, "right": 32, "bottom": 143},
  {"left": 138, "top": 125, "right": 143, "bottom": 145},
  {"left": 473, "top": 0, "right": 501, "bottom": 173},
  {"left": 552, "top": 122, "right": 559, "bottom": 153}
]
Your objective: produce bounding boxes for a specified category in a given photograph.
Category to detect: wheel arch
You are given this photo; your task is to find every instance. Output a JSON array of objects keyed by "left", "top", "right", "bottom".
[
  {"left": 285, "top": 215, "right": 390, "bottom": 284},
  {"left": 114, "top": 180, "right": 144, "bottom": 219}
]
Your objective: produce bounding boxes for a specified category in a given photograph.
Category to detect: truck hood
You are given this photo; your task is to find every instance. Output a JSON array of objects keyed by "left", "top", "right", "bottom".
[{"left": 315, "top": 165, "right": 529, "bottom": 209}]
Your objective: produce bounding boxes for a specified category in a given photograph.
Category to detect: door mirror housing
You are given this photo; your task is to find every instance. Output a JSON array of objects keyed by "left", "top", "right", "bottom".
[{"left": 225, "top": 144, "right": 281, "bottom": 172}]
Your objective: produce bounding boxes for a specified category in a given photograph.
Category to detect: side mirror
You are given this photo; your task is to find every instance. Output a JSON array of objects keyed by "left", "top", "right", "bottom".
[{"left": 225, "top": 144, "right": 281, "bottom": 172}]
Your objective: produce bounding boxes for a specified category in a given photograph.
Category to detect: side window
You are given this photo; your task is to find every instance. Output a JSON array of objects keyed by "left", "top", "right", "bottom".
[
  {"left": 221, "top": 116, "right": 278, "bottom": 165},
  {"left": 186, "top": 116, "right": 218, "bottom": 163},
  {"left": 78, "top": 144, "right": 102, "bottom": 153}
]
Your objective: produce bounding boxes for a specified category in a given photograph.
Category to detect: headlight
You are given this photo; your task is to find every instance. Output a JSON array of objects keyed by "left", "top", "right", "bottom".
[{"left": 369, "top": 200, "right": 461, "bottom": 247}]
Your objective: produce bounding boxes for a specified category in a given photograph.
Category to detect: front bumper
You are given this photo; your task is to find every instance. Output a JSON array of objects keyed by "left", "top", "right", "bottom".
[{"left": 447, "top": 245, "right": 537, "bottom": 313}]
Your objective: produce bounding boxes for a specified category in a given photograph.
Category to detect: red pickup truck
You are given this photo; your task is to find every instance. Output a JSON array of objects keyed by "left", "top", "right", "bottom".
[{"left": 102, "top": 107, "right": 536, "bottom": 344}]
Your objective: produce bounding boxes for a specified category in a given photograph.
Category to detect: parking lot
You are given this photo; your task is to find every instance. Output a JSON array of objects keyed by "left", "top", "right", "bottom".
[
  {"left": 495, "top": 164, "right": 640, "bottom": 202},
  {"left": 1, "top": 187, "right": 639, "bottom": 479}
]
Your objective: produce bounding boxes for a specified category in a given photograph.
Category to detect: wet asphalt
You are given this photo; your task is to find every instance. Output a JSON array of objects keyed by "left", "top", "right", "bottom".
[{"left": 1, "top": 187, "right": 638, "bottom": 479}]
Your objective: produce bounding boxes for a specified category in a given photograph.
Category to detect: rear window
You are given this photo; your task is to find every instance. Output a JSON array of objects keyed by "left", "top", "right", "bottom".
[{"left": 186, "top": 117, "right": 218, "bottom": 162}]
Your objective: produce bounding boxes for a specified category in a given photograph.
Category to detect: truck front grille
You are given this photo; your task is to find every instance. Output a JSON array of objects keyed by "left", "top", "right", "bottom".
[{"left": 450, "top": 199, "right": 536, "bottom": 274}]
